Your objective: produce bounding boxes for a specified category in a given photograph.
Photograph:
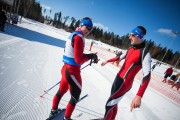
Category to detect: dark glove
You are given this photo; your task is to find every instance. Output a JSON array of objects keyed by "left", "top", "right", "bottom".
[{"left": 86, "top": 53, "right": 98, "bottom": 64}]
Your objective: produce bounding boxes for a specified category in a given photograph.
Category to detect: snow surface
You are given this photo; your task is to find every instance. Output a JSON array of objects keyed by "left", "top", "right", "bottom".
[{"left": 0, "top": 18, "right": 179, "bottom": 120}]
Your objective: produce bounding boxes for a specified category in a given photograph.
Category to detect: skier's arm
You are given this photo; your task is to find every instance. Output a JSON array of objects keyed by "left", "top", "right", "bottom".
[
  {"left": 101, "top": 51, "right": 127, "bottom": 66},
  {"left": 74, "top": 35, "right": 89, "bottom": 64},
  {"left": 107, "top": 50, "right": 127, "bottom": 62},
  {"left": 104, "top": 51, "right": 127, "bottom": 63},
  {"left": 107, "top": 56, "right": 119, "bottom": 62},
  {"left": 101, "top": 56, "right": 119, "bottom": 66},
  {"left": 136, "top": 52, "right": 151, "bottom": 97},
  {"left": 131, "top": 52, "right": 151, "bottom": 111}
]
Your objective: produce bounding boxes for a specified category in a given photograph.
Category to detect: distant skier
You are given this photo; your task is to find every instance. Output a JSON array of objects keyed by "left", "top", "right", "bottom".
[
  {"left": 101, "top": 26, "right": 151, "bottom": 120},
  {"left": 0, "top": 10, "right": 7, "bottom": 32},
  {"left": 167, "top": 73, "right": 179, "bottom": 85},
  {"left": 171, "top": 75, "right": 180, "bottom": 91},
  {"left": 89, "top": 40, "right": 94, "bottom": 51},
  {"left": 48, "top": 17, "right": 98, "bottom": 120},
  {"left": 112, "top": 50, "right": 122, "bottom": 66},
  {"left": 151, "top": 64, "right": 156, "bottom": 71},
  {"left": 162, "top": 67, "right": 173, "bottom": 83}
]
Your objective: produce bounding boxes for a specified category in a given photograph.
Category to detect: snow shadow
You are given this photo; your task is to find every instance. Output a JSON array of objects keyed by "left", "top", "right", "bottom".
[{"left": 3, "top": 23, "right": 66, "bottom": 48}]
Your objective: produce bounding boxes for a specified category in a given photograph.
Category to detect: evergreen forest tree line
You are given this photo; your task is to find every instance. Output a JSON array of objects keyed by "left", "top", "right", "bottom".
[{"left": 11, "top": 0, "right": 180, "bottom": 69}]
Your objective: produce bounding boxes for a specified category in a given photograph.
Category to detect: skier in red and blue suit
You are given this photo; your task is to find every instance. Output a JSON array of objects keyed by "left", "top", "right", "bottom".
[
  {"left": 101, "top": 26, "right": 151, "bottom": 120},
  {"left": 48, "top": 17, "right": 98, "bottom": 120}
]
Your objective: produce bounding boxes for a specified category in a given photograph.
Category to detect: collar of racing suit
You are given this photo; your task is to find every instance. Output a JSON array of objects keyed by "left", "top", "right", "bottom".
[{"left": 132, "top": 42, "right": 145, "bottom": 49}]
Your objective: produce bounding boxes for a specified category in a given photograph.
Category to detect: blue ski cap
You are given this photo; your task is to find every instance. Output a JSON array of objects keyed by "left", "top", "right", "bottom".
[
  {"left": 131, "top": 27, "right": 145, "bottom": 39},
  {"left": 80, "top": 19, "right": 93, "bottom": 28}
]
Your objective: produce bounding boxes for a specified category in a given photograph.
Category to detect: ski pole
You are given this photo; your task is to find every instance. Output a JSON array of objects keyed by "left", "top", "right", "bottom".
[
  {"left": 80, "top": 62, "right": 91, "bottom": 70},
  {"left": 40, "top": 81, "right": 60, "bottom": 98},
  {"left": 89, "top": 58, "right": 93, "bottom": 66},
  {"left": 41, "top": 59, "right": 99, "bottom": 98},
  {"left": 80, "top": 59, "right": 100, "bottom": 70},
  {"left": 40, "top": 63, "right": 90, "bottom": 97},
  {"left": 77, "top": 94, "right": 88, "bottom": 103}
]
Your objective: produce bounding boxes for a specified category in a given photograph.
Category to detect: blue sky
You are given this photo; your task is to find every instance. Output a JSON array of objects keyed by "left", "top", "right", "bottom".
[{"left": 36, "top": 0, "right": 180, "bottom": 53}]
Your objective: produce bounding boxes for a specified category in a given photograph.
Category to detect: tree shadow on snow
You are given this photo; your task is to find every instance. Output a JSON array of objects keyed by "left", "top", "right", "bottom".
[{"left": 3, "top": 23, "right": 66, "bottom": 48}]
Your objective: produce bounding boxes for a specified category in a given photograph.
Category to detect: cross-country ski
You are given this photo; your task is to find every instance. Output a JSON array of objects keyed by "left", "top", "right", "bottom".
[{"left": 46, "top": 94, "right": 88, "bottom": 120}]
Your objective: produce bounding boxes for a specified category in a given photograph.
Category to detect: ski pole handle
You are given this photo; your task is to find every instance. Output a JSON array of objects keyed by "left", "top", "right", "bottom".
[{"left": 80, "top": 59, "right": 100, "bottom": 70}]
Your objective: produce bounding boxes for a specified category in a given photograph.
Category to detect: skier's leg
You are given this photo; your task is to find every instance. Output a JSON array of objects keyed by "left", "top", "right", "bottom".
[
  {"left": 111, "top": 105, "right": 118, "bottom": 120},
  {"left": 104, "top": 75, "right": 125, "bottom": 120},
  {"left": 89, "top": 45, "right": 92, "bottom": 51},
  {"left": 175, "top": 83, "right": 180, "bottom": 91},
  {"left": 48, "top": 66, "right": 69, "bottom": 118},
  {"left": 64, "top": 68, "right": 82, "bottom": 118},
  {"left": 52, "top": 65, "right": 68, "bottom": 110}
]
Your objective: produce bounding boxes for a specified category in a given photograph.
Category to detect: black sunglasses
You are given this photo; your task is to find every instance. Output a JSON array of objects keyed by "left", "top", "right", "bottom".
[{"left": 86, "top": 26, "right": 92, "bottom": 31}]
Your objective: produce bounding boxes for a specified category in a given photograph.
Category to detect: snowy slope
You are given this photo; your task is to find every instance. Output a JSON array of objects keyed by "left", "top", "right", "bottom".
[{"left": 0, "top": 18, "right": 179, "bottom": 120}]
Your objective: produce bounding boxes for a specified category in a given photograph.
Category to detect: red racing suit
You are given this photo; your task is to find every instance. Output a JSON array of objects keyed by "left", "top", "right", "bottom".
[
  {"left": 164, "top": 67, "right": 173, "bottom": 75},
  {"left": 52, "top": 30, "right": 90, "bottom": 118},
  {"left": 104, "top": 42, "right": 151, "bottom": 120}
]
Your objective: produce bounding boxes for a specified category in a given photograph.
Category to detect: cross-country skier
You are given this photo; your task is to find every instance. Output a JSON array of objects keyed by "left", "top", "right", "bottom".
[
  {"left": 162, "top": 67, "right": 173, "bottom": 83},
  {"left": 48, "top": 17, "right": 98, "bottom": 120},
  {"left": 101, "top": 26, "right": 151, "bottom": 120},
  {"left": 89, "top": 40, "right": 94, "bottom": 51},
  {"left": 0, "top": 10, "right": 7, "bottom": 32},
  {"left": 112, "top": 50, "right": 122, "bottom": 66}
]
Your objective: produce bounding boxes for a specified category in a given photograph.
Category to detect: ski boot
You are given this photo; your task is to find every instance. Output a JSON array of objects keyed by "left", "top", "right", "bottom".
[
  {"left": 63, "top": 117, "right": 72, "bottom": 120},
  {"left": 47, "top": 109, "right": 61, "bottom": 120}
]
